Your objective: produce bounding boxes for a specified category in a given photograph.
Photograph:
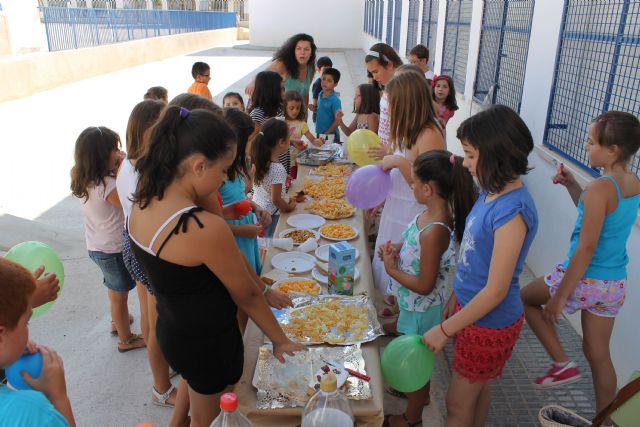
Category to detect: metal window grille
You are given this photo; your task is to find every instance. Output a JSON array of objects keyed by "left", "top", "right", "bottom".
[
  {"left": 544, "top": 0, "right": 640, "bottom": 176},
  {"left": 392, "top": 0, "right": 402, "bottom": 50},
  {"left": 386, "top": 0, "right": 393, "bottom": 44},
  {"left": 473, "top": 0, "right": 534, "bottom": 112},
  {"left": 364, "top": 0, "right": 369, "bottom": 33},
  {"left": 441, "top": 0, "right": 473, "bottom": 92},
  {"left": 368, "top": 0, "right": 375, "bottom": 35},
  {"left": 377, "top": 0, "right": 384, "bottom": 39},
  {"left": 420, "top": 0, "right": 439, "bottom": 67},
  {"left": 406, "top": 0, "right": 420, "bottom": 55}
]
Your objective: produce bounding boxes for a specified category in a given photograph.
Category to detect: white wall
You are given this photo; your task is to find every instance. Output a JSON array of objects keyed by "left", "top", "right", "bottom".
[
  {"left": 1, "top": 0, "right": 47, "bottom": 54},
  {"left": 249, "top": 0, "right": 364, "bottom": 49}
]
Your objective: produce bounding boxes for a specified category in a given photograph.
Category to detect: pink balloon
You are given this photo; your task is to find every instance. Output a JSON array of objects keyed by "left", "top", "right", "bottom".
[{"left": 345, "top": 165, "right": 392, "bottom": 209}]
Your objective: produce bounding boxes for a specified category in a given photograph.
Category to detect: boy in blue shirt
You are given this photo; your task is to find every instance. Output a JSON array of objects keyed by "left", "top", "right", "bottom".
[
  {"left": 0, "top": 258, "right": 75, "bottom": 427},
  {"left": 309, "top": 56, "right": 333, "bottom": 123},
  {"left": 315, "top": 67, "right": 342, "bottom": 143}
]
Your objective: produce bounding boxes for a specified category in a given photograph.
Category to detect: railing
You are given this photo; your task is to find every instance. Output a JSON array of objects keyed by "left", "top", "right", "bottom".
[
  {"left": 473, "top": 0, "right": 534, "bottom": 112},
  {"left": 544, "top": 0, "right": 640, "bottom": 176},
  {"left": 420, "top": 0, "right": 440, "bottom": 67},
  {"left": 39, "top": 7, "right": 236, "bottom": 51},
  {"left": 441, "top": 0, "right": 473, "bottom": 92}
]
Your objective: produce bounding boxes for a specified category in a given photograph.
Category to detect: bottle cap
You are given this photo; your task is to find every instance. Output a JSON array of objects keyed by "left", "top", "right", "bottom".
[
  {"left": 320, "top": 371, "right": 337, "bottom": 392},
  {"left": 220, "top": 392, "right": 238, "bottom": 412}
]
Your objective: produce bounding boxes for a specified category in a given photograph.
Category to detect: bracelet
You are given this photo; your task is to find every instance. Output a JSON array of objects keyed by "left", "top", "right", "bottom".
[
  {"left": 440, "top": 322, "right": 452, "bottom": 338},
  {"left": 262, "top": 284, "right": 270, "bottom": 295}
]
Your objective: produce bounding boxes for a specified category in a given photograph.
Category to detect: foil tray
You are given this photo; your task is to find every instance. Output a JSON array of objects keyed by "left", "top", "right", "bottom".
[
  {"left": 253, "top": 344, "right": 371, "bottom": 408},
  {"left": 295, "top": 147, "right": 340, "bottom": 166}
]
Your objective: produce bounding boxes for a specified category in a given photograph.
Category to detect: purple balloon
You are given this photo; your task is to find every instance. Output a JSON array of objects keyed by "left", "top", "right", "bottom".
[{"left": 346, "top": 165, "right": 392, "bottom": 209}]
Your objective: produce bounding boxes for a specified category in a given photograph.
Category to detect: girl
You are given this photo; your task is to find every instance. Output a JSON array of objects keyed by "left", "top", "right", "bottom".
[
  {"left": 372, "top": 72, "right": 445, "bottom": 298},
  {"left": 283, "top": 90, "right": 324, "bottom": 177},
  {"left": 251, "top": 118, "right": 297, "bottom": 237},
  {"left": 521, "top": 112, "right": 640, "bottom": 424},
  {"left": 70, "top": 126, "right": 146, "bottom": 353},
  {"left": 128, "top": 107, "right": 305, "bottom": 427},
  {"left": 422, "top": 105, "right": 539, "bottom": 427},
  {"left": 381, "top": 150, "right": 477, "bottom": 427},
  {"left": 222, "top": 92, "right": 245, "bottom": 111},
  {"left": 433, "top": 76, "right": 458, "bottom": 129},
  {"left": 115, "top": 100, "right": 178, "bottom": 407},
  {"left": 336, "top": 83, "right": 380, "bottom": 136},
  {"left": 248, "top": 71, "right": 290, "bottom": 174}
]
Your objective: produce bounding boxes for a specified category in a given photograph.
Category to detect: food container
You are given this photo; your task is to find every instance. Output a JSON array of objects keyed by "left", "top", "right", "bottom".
[{"left": 328, "top": 241, "right": 356, "bottom": 296}]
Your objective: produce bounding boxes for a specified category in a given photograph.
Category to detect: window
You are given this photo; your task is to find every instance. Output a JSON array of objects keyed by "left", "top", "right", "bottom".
[
  {"left": 386, "top": 0, "right": 394, "bottom": 44},
  {"left": 392, "top": 0, "right": 403, "bottom": 50},
  {"left": 441, "top": 0, "right": 473, "bottom": 92},
  {"left": 420, "top": 0, "right": 440, "bottom": 67},
  {"left": 406, "top": 0, "right": 420, "bottom": 55}
]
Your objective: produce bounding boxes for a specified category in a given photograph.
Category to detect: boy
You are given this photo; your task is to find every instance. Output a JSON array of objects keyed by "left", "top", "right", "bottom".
[
  {"left": 408, "top": 44, "right": 435, "bottom": 83},
  {"left": 315, "top": 67, "right": 342, "bottom": 143},
  {"left": 309, "top": 56, "right": 333, "bottom": 123},
  {"left": 187, "top": 61, "right": 213, "bottom": 101},
  {"left": 0, "top": 258, "right": 75, "bottom": 427}
]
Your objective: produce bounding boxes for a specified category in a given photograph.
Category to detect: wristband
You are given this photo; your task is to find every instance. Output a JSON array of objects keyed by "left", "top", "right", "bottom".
[
  {"left": 440, "top": 322, "right": 452, "bottom": 338},
  {"left": 262, "top": 284, "right": 270, "bottom": 295}
]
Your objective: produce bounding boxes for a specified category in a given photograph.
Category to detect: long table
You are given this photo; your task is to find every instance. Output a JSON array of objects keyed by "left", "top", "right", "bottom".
[{"left": 234, "top": 164, "right": 385, "bottom": 427}]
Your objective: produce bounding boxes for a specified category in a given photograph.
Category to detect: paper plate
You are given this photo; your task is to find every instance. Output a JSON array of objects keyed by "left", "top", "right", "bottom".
[
  {"left": 278, "top": 228, "right": 320, "bottom": 246},
  {"left": 271, "top": 252, "right": 316, "bottom": 274},
  {"left": 287, "top": 214, "right": 326, "bottom": 229},
  {"left": 312, "top": 266, "right": 360, "bottom": 284},
  {"left": 315, "top": 244, "right": 360, "bottom": 263},
  {"left": 318, "top": 224, "right": 359, "bottom": 241}
]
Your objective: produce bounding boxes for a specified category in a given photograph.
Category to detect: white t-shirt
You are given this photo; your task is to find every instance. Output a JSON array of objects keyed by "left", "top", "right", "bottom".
[
  {"left": 252, "top": 162, "right": 287, "bottom": 215},
  {"left": 378, "top": 92, "right": 390, "bottom": 146},
  {"left": 115, "top": 159, "right": 138, "bottom": 219},
  {"left": 80, "top": 176, "right": 125, "bottom": 253},
  {"left": 425, "top": 70, "right": 435, "bottom": 80}
]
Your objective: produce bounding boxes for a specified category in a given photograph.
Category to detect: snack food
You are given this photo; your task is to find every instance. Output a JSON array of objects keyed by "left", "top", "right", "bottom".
[
  {"left": 283, "top": 229, "right": 316, "bottom": 244},
  {"left": 312, "top": 164, "right": 352, "bottom": 177},
  {"left": 305, "top": 199, "right": 356, "bottom": 219},
  {"left": 319, "top": 224, "right": 357, "bottom": 240},
  {"left": 275, "top": 279, "right": 320, "bottom": 296},
  {"left": 303, "top": 178, "right": 346, "bottom": 199}
]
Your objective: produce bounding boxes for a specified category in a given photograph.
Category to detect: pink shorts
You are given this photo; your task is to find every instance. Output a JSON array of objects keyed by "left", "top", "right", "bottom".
[{"left": 544, "top": 264, "right": 626, "bottom": 317}]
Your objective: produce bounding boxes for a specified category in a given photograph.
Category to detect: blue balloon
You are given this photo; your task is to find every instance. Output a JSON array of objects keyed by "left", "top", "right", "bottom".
[{"left": 6, "top": 352, "right": 43, "bottom": 390}]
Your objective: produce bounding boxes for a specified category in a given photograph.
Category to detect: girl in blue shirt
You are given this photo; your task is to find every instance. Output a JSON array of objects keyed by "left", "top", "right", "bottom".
[
  {"left": 423, "top": 105, "right": 539, "bottom": 427},
  {"left": 521, "top": 111, "right": 640, "bottom": 424}
]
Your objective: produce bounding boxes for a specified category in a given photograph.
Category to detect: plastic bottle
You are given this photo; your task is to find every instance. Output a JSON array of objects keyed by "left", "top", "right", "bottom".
[
  {"left": 302, "top": 372, "right": 354, "bottom": 427},
  {"left": 210, "top": 393, "right": 253, "bottom": 427}
]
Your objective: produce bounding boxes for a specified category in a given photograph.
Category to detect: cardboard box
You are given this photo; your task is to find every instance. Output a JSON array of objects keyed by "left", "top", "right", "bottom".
[{"left": 328, "top": 241, "right": 356, "bottom": 295}]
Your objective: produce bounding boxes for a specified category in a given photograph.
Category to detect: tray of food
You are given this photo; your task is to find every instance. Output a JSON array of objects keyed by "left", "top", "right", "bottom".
[
  {"left": 304, "top": 199, "right": 356, "bottom": 219},
  {"left": 253, "top": 344, "right": 371, "bottom": 408},
  {"left": 319, "top": 223, "right": 358, "bottom": 241},
  {"left": 272, "top": 278, "right": 322, "bottom": 296},
  {"left": 302, "top": 177, "right": 346, "bottom": 199},
  {"left": 273, "top": 295, "right": 383, "bottom": 345},
  {"left": 295, "top": 147, "right": 340, "bottom": 166},
  {"left": 309, "top": 163, "right": 352, "bottom": 177}
]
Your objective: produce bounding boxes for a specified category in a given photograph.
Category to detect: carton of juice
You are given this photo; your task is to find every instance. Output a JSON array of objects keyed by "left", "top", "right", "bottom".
[{"left": 328, "top": 241, "right": 356, "bottom": 295}]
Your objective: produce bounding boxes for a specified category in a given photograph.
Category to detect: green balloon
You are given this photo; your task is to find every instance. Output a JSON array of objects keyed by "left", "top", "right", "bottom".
[
  {"left": 5, "top": 241, "right": 64, "bottom": 318},
  {"left": 381, "top": 334, "right": 434, "bottom": 392}
]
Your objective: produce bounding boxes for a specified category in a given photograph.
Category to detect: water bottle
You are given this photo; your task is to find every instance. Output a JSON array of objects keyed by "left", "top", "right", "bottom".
[
  {"left": 302, "top": 372, "right": 354, "bottom": 427},
  {"left": 210, "top": 392, "right": 253, "bottom": 427}
]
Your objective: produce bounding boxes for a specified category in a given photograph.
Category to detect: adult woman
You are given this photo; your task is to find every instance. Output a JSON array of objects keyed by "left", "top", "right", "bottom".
[{"left": 246, "top": 33, "right": 317, "bottom": 105}]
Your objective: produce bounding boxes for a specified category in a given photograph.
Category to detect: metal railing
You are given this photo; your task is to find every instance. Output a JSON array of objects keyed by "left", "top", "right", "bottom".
[
  {"left": 39, "top": 6, "right": 236, "bottom": 51},
  {"left": 544, "top": 0, "right": 640, "bottom": 176},
  {"left": 441, "top": 0, "right": 473, "bottom": 92},
  {"left": 473, "top": 0, "right": 534, "bottom": 112},
  {"left": 420, "top": 0, "right": 439, "bottom": 67}
]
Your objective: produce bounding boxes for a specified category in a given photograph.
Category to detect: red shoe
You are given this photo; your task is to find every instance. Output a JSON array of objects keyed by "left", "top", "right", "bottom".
[{"left": 533, "top": 361, "right": 581, "bottom": 389}]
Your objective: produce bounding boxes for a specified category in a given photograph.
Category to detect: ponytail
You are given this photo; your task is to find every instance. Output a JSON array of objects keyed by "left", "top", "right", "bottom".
[
  {"left": 133, "top": 106, "right": 236, "bottom": 209},
  {"left": 413, "top": 150, "right": 478, "bottom": 243},
  {"left": 251, "top": 118, "right": 288, "bottom": 184}
]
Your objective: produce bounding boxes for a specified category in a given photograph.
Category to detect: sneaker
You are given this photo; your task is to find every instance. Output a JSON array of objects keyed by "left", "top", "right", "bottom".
[{"left": 533, "top": 361, "right": 581, "bottom": 389}]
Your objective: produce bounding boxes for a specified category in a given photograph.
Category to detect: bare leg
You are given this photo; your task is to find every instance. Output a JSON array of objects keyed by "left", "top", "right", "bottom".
[
  {"left": 472, "top": 382, "right": 490, "bottom": 427},
  {"left": 146, "top": 292, "right": 176, "bottom": 405},
  {"left": 188, "top": 384, "right": 234, "bottom": 427},
  {"left": 108, "top": 289, "right": 132, "bottom": 341},
  {"left": 445, "top": 372, "right": 485, "bottom": 427},
  {"left": 581, "top": 311, "right": 616, "bottom": 424},
  {"left": 169, "top": 379, "right": 191, "bottom": 427},
  {"left": 387, "top": 382, "right": 430, "bottom": 426},
  {"left": 521, "top": 277, "right": 568, "bottom": 362},
  {"left": 136, "top": 282, "right": 149, "bottom": 342}
]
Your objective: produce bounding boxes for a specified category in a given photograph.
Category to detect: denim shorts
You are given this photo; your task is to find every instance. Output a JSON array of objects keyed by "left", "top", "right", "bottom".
[
  {"left": 88, "top": 250, "right": 136, "bottom": 293},
  {"left": 263, "top": 214, "right": 280, "bottom": 238}
]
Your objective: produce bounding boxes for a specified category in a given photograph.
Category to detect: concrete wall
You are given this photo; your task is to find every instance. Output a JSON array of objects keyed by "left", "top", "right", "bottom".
[
  {"left": 0, "top": 0, "right": 46, "bottom": 55},
  {"left": 249, "top": 0, "right": 364, "bottom": 49},
  {"left": 0, "top": 27, "right": 238, "bottom": 102}
]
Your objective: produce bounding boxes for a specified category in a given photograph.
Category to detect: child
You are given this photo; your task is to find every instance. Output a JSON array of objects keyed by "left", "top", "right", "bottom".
[
  {"left": 433, "top": 75, "right": 458, "bottom": 129},
  {"left": 283, "top": 90, "right": 324, "bottom": 177},
  {"left": 373, "top": 72, "right": 444, "bottom": 298},
  {"left": 315, "top": 67, "right": 342, "bottom": 143},
  {"left": 187, "top": 61, "right": 213, "bottom": 101},
  {"left": 408, "top": 44, "right": 435, "bottom": 82},
  {"left": 0, "top": 258, "right": 76, "bottom": 427},
  {"left": 251, "top": 118, "right": 297, "bottom": 237},
  {"left": 128, "top": 106, "right": 305, "bottom": 425},
  {"left": 336, "top": 83, "right": 380, "bottom": 136},
  {"left": 220, "top": 108, "right": 272, "bottom": 275},
  {"left": 422, "top": 105, "right": 538, "bottom": 427},
  {"left": 223, "top": 92, "right": 245, "bottom": 111},
  {"left": 143, "top": 86, "right": 168, "bottom": 103},
  {"left": 381, "top": 150, "right": 477, "bottom": 427},
  {"left": 70, "top": 126, "right": 146, "bottom": 353},
  {"left": 521, "top": 112, "right": 640, "bottom": 422},
  {"left": 309, "top": 56, "right": 333, "bottom": 123},
  {"left": 248, "top": 71, "right": 290, "bottom": 174}
]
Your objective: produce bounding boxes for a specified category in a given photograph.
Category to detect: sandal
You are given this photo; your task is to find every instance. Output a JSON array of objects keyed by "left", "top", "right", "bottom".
[
  {"left": 152, "top": 384, "right": 176, "bottom": 407},
  {"left": 385, "top": 386, "right": 407, "bottom": 399},
  {"left": 382, "top": 414, "right": 422, "bottom": 427},
  {"left": 110, "top": 314, "right": 134, "bottom": 335},
  {"left": 117, "top": 334, "right": 146, "bottom": 353}
]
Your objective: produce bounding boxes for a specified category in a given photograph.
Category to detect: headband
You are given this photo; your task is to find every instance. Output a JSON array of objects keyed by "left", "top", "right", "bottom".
[
  {"left": 179, "top": 107, "right": 190, "bottom": 119},
  {"left": 366, "top": 50, "right": 391, "bottom": 63}
]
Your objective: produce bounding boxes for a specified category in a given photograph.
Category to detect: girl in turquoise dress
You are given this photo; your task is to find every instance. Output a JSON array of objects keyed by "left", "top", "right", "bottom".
[{"left": 221, "top": 108, "right": 272, "bottom": 274}]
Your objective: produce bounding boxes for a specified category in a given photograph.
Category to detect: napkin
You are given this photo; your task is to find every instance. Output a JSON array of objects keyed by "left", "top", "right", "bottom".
[
  {"left": 272, "top": 238, "right": 294, "bottom": 251},
  {"left": 296, "top": 238, "right": 318, "bottom": 253}
]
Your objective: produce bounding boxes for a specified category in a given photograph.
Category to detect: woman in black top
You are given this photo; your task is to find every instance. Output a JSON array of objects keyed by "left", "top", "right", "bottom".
[{"left": 129, "top": 106, "right": 305, "bottom": 427}]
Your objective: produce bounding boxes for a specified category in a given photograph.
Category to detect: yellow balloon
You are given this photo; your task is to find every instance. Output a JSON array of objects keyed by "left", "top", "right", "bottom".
[{"left": 346, "top": 129, "right": 382, "bottom": 166}]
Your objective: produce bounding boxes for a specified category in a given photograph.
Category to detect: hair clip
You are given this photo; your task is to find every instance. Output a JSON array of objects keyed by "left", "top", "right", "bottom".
[
  {"left": 179, "top": 107, "right": 190, "bottom": 119},
  {"left": 449, "top": 153, "right": 456, "bottom": 166}
]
